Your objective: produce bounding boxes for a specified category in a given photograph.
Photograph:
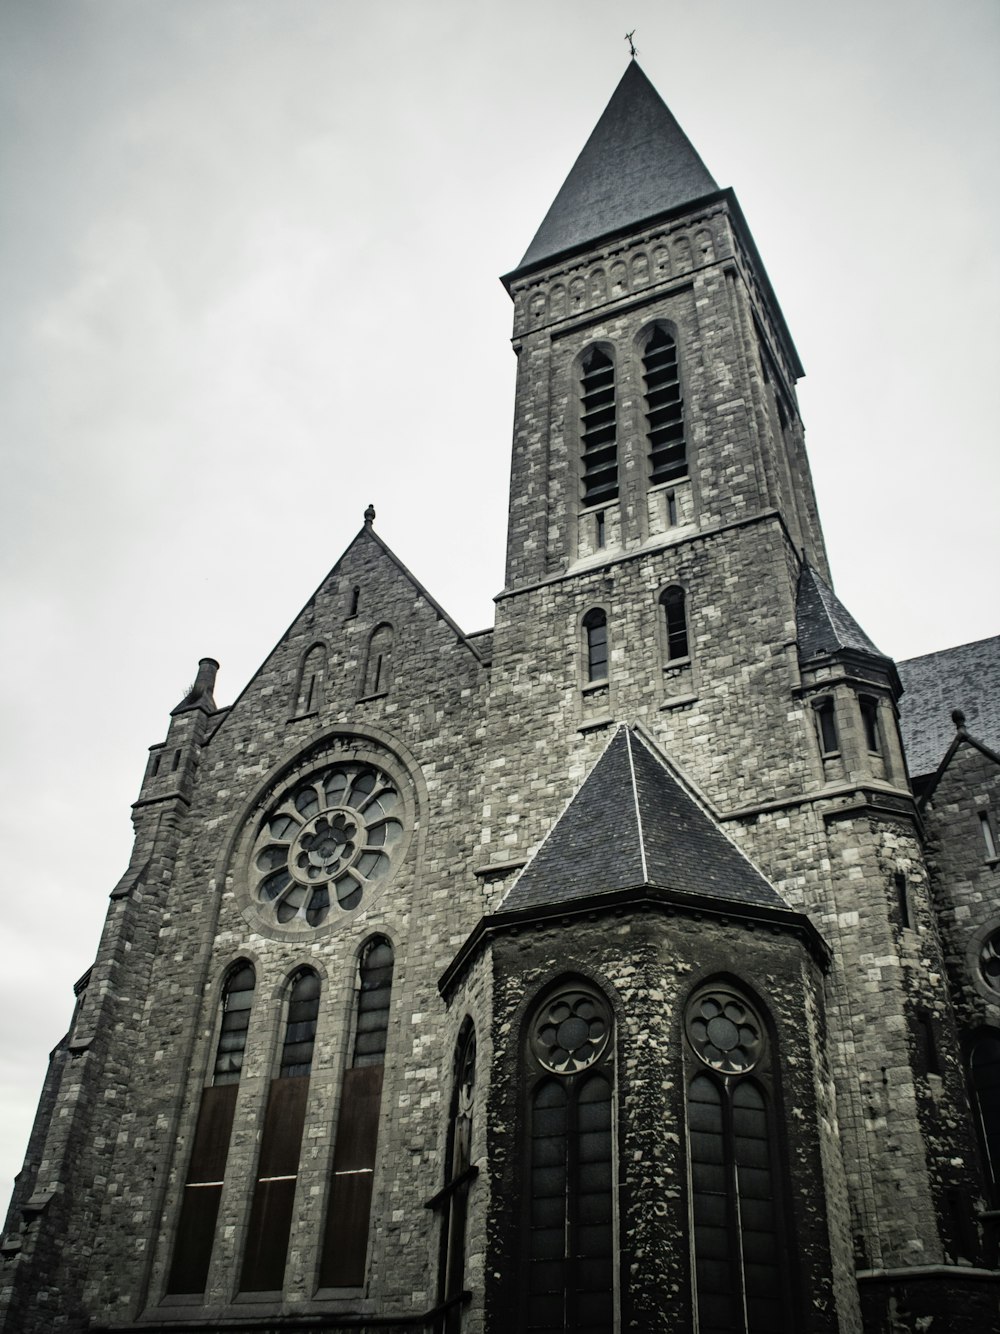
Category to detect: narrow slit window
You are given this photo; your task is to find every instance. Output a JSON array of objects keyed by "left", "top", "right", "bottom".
[
  {"left": 583, "top": 609, "right": 608, "bottom": 683},
  {"left": 666, "top": 489, "right": 678, "bottom": 526},
  {"left": 860, "top": 696, "right": 881, "bottom": 753},
  {"left": 595, "top": 510, "right": 606, "bottom": 549},
  {"left": 362, "top": 624, "right": 393, "bottom": 698},
  {"left": 895, "top": 872, "right": 911, "bottom": 930},
  {"left": 643, "top": 326, "right": 687, "bottom": 485},
  {"left": 661, "top": 586, "right": 689, "bottom": 661},
  {"left": 437, "top": 1021, "right": 477, "bottom": 1332},
  {"left": 815, "top": 699, "right": 838, "bottom": 756},
  {"left": 580, "top": 348, "right": 618, "bottom": 506},
  {"left": 980, "top": 813, "right": 998, "bottom": 861}
]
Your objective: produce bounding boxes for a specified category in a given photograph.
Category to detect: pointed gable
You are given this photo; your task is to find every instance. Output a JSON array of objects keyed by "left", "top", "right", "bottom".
[
  {"left": 501, "top": 727, "right": 790, "bottom": 915},
  {"left": 514, "top": 61, "right": 718, "bottom": 275},
  {"left": 898, "top": 635, "right": 1000, "bottom": 777}
]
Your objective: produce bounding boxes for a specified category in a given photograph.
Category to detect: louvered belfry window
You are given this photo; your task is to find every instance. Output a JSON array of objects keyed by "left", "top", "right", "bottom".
[
  {"left": 523, "top": 986, "right": 615, "bottom": 1334},
  {"left": 240, "top": 968, "right": 320, "bottom": 1292},
  {"left": 167, "top": 962, "right": 256, "bottom": 1295},
  {"left": 644, "top": 326, "right": 687, "bottom": 485},
  {"left": 319, "top": 936, "right": 395, "bottom": 1287},
  {"left": 685, "top": 984, "right": 792, "bottom": 1333},
  {"left": 580, "top": 348, "right": 618, "bottom": 505}
]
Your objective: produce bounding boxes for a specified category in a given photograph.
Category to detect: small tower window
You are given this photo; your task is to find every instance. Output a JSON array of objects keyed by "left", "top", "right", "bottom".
[
  {"left": 583, "top": 609, "right": 608, "bottom": 682},
  {"left": 661, "top": 586, "right": 689, "bottom": 661},
  {"left": 643, "top": 326, "right": 687, "bottom": 485},
  {"left": 580, "top": 348, "right": 618, "bottom": 506},
  {"left": 815, "top": 698, "right": 838, "bottom": 756},
  {"left": 860, "top": 696, "right": 881, "bottom": 753}
]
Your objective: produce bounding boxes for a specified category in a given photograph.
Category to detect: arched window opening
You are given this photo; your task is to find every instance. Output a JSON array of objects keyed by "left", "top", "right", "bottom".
[
  {"left": 814, "top": 698, "right": 838, "bottom": 756},
  {"left": 583, "top": 609, "right": 608, "bottom": 683},
  {"left": 293, "top": 643, "right": 326, "bottom": 718},
  {"left": 661, "top": 586, "right": 689, "bottom": 661},
  {"left": 320, "top": 937, "right": 395, "bottom": 1287},
  {"left": 643, "top": 326, "right": 687, "bottom": 485},
  {"left": 522, "top": 986, "right": 615, "bottom": 1333},
  {"left": 860, "top": 696, "right": 881, "bottom": 754},
  {"left": 167, "top": 962, "right": 257, "bottom": 1295},
  {"left": 685, "top": 984, "right": 792, "bottom": 1333},
  {"left": 970, "top": 1034, "right": 1000, "bottom": 1198},
  {"left": 580, "top": 348, "right": 618, "bottom": 506},
  {"left": 241, "top": 968, "right": 321, "bottom": 1293},
  {"left": 362, "top": 623, "right": 394, "bottom": 698},
  {"left": 434, "top": 1021, "right": 478, "bottom": 1333}
]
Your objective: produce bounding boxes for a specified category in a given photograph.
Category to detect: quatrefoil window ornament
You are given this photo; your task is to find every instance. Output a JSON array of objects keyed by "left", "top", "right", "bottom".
[
  {"left": 251, "top": 762, "right": 404, "bottom": 927},
  {"left": 530, "top": 989, "right": 612, "bottom": 1075},
  {"left": 686, "top": 988, "right": 764, "bottom": 1075}
]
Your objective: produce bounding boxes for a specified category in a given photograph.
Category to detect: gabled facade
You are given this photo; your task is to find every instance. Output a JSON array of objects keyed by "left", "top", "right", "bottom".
[{"left": 3, "top": 60, "right": 998, "bottom": 1334}]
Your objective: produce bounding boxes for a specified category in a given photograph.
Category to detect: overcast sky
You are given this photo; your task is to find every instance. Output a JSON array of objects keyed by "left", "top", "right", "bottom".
[{"left": 1, "top": 0, "right": 997, "bottom": 1217}]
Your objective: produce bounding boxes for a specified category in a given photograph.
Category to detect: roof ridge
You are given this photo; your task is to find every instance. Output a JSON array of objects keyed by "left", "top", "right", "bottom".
[{"left": 625, "top": 730, "right": 649, "bottom": 883}]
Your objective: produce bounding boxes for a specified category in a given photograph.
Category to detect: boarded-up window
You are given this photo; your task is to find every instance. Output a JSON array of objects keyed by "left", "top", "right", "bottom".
[
  {"left": 240, "top": 968, "right": 320, "bottom": 1293},
  {"left": 167, "top": 962, "right": 256, "bottom": 1294},
  {"left": 319, "top": 937, "right": 394, "bottom": 1287}
]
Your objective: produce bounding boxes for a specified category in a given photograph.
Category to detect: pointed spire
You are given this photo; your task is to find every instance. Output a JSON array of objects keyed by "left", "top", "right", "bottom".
[
  {"left": 514, "top": 62, "right": 718, "bottom": 274},
  {"left": 795, "top": 563, "right": 887, "bottom": 664}
]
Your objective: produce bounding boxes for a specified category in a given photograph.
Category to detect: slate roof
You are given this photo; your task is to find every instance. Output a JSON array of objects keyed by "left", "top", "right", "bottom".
[
  {"left": 897, "top": 636, "right": 1000, "bottom": 777},
  {"left": 500, "top": 727, "right": 790, "bottom": 916},
  {"left": 796, "top": 563, "right": 887, "bottom": 664},
  {"left": 515, "top": 61, "right": 718, "bottom": 274}
]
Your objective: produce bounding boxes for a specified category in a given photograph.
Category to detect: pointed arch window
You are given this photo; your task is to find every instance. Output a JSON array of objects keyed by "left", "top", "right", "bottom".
[
  {"left": 582, "top": 609, "right": 608, "bottom": 683},
  {"left": 241, "top": 967, "right": 321, "bottom": 1292},
  {"left": 969, "top": 1033, "right": 1000, "bottom": 1199},
  {"left": 320, "top": 936, "right": 395, "bottom": 1287},
  {"left": 432, "top": 1020, "right": 478, "bottom": 1332},
  {"left": 660, "top": 586, "right": 689, "bottom": 662},
  {"left": 362, "top": 623, "right": 394, "bottom": 698},
  {"left": 580, "top": 348, "right": 618, "bottom": 506},
  {"left": 643, "top": 326, "right": 687, "bottom": 485},
  {"left": 293, "top": 642, "right": 326, "bottom": 718},
  {"left": 685, "top": 983, "right": 792, "bottom": 1333},
  {"left": 522, "top": 986, "right": 615, "bottom": 1333},
  {"left": 167, "top": 962, "right": 256, "bottom": 1295}
]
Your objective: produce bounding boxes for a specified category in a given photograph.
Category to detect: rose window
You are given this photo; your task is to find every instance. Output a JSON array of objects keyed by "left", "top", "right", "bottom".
[
  {"left": 530, "top": 989, "right": 612, "bottom": 1075},
  {"left": 979, "top": 930, "right": 1000, "bottom": 995},
  {"left": 686, "top": 989, "right": 764, "bottom": 1074},
  {"left": 251, "top": 762, "right": 404, "bottom": 927}
]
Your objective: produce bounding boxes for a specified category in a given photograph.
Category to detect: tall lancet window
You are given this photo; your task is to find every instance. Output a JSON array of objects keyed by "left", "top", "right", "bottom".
[
  {"left": 580, "top": 348, "right": 618, "bottom": 506},
  {"left": 522, "top": 985, "right": 615, "bottom": 1333},
  {"left": 167, "top": 961, "right": 256, "bottom": 1295},
  {"left": 643, "top": 325, "right": 687, "bottom": 485},
  {"left": 969, "top": 1032, "right": 1000, "bottom": 1199},
  {"left": 685, "top": 983, "right": 792, "bottom": 1333},
  {"left": 434, "top": 1019, "right": 478, "bottom": 1333},
  {"left": 240, "top": 967, "right": 321, "bottom": 1292},
  {"left": 320, "top": 936, "right": 395, "bottom": 1287}
]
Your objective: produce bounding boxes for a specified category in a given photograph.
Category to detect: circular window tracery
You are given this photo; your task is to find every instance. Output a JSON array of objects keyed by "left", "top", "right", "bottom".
[
  {"left": 979, "top": 930, "right": 1000, "bottom": 995},
  {"left": 686, "top": 987, "right": 764, "bottom": 1075},
  {"left": 530, "top": 988, "right": 612, "bottom": 1075},
  {"left": 250, "top": 761, "right": 405, "bottom": 928}
]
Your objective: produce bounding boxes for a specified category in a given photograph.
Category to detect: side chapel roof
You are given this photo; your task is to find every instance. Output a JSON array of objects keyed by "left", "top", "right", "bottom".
[
  {"left": 515, "top": 60, "right": 718, "bottom": 274},
  {"left": 501, "top": 726, "right": 791, "bottom": 916},
  {"left": 897, "top": 635, "right": 1000, "bottom": 777}
]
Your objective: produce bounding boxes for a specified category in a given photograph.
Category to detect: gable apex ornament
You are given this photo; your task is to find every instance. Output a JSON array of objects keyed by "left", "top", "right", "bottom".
[{"left": 364, "top": 503, "right": 376, "bottom": 527}]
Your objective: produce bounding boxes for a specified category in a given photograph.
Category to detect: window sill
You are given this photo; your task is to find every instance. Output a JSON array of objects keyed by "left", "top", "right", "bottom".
[
  {"left": 581, "top": 680, "right": 609, "bottom": 696},
  {"left": 660, "top": 693, "right": 698, "bottom": 711},
  {"left": 578, "top": 715, "right": 614, "bottom": 734},
  {"left": 356, "top": 691, "right": 388, "bottom": 704}
]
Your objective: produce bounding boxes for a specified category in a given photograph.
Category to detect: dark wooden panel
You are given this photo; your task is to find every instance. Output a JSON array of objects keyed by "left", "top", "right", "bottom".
[
  {"left": 319, "top": 1169, "right": 375, "bottom": 1287},
  {"left": 166, "top": 1184, "right": 222, "bottom": 1294},
  {"left": 187, "top": 1083, "right": 238, "bottom": 1183},
  {"left": 257, "top": 1075, "right": 309, "bottom": 1178},
  {"left": 240, "top": 1177, "right": 297, "bottom": 1292},
  {"left": 331, "top": 1065, "right": 384, "bottom": 1171}
]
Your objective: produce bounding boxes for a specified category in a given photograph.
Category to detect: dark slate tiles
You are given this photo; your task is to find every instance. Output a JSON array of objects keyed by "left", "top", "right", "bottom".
[
  {"left": 516, "top": 61, "right": 718, "bottom": 273},
  {"left": 796, "top": 563, "right": 887, "bottom": 663},
  {"left": 897, "top": 636, "right": 1000, "bottom": 777}
]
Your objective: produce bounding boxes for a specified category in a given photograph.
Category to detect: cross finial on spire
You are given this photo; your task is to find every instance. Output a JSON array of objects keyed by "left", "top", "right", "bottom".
[{"left": 625, "top": 29, "right": 637, "bottom": 60}]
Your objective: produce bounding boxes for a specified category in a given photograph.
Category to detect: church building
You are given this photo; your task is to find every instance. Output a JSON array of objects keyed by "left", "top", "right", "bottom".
[{"left": 3, "top": 60, "right": 999, "bottom": 1334}]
